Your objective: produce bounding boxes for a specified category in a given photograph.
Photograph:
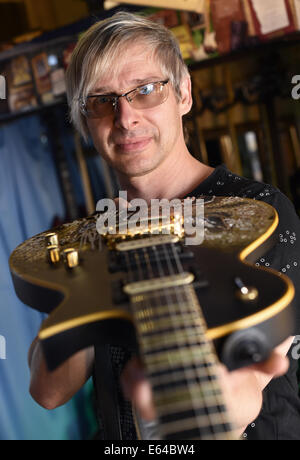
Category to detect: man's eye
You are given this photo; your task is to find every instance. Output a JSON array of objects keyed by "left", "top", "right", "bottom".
[
  {"left": 96, "top": 96, "right": 112, "bottom": 104},
  {"left": 139, "top": 84, "right": 154, "bottom": 95}
]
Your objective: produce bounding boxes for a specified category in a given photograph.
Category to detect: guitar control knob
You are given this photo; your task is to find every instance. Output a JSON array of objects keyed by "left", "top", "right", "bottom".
[
  {"left": 47, "top": 245, "right": 60, "bottom": 264},
  {"left": 45, "top": 232, "right": 59, "bottom": 246},
  {"left": 234, "top": 277, "right": 258, "bottom": 302},
  {"left": 221, "top": 328, "right": 270, "bottom": 371},
  {"left": 63, "top": 248, "right": 79, "bottom": 269}
]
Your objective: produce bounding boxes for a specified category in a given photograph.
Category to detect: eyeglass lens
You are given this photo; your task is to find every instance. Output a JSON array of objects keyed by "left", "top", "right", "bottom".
[{"left": 84, "top": 81, "right": 169, "bottom": 119}]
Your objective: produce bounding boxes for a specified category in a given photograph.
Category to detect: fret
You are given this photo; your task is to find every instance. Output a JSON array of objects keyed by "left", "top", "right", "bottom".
[
  {"left": 138, "top": 313, "right": 203, "bottom": 334},
  {"left": 160, "top": 406, "right": 227, "bottom": 423},
  {"left": 153, "top": 396, "right": 227, "bottom": 415},
  {"left": 152, "top": 378, "right": 222, "bottom": 397},
  {"left": 138, "top": 321, "right": 206, "bottom": 337},
  {"left": 140, "top": 329, "right": 208, "bottom": 351},
  {"left": 157, "top": 403, "right": 234, "bottom": 440},
  {"left": 153, "top": 383, "right": 225, "bottom": 408},
  {"left": 143, "top": 346, "right": 217, "bottom": 369},
  {"left": 131, "top": 287, "right": 202, "bottom": 308},
  {"left": 135, "top": 302, "right": 199, "bottom": 320},
  {"left": 148, "top": 362, "right": 216, "bottom": 382},
  {"left": 142, "top": 340, "right": 214, "bottom": 355},
  {"left": 159, "top": 415, "right": 232, "bottom": 437},
  {"left": 150, "top": 377, "right": 222, "bottom": 406},
  {"left": 159, "top": 405, "right": 227, "bottom": 424},
  {"left": 151, "top": 374, "right": 219, "bottom": 393},
  {"left": 149, "top": 365, "right": 218, "bottom": 386}
]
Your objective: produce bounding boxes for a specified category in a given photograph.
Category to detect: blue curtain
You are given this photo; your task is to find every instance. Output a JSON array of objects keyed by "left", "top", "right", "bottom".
[{"left": 0, "top": 113, "right": 95, "bottom": 440}]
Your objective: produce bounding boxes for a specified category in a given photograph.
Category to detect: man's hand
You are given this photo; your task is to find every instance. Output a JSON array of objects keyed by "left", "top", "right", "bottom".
[{"left": 120, "top": 338, "right": 291, "bottom": 433}]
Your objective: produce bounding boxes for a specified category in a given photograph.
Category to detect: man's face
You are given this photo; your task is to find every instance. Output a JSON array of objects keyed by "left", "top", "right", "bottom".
[{"left": 86, "top": 44, "right": 191, "bottom": 179}]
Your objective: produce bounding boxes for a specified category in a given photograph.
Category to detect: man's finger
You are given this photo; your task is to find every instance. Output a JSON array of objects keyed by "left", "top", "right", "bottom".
[
  {"left": 250, "top": 352, "right": 289, "bottom": 377},
  {"left": 121, "top": 357, "right": 156, "bottom": 421}
]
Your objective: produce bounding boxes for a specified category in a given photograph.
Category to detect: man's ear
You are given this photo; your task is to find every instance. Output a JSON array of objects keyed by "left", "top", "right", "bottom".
[{"left": 179, "top": 76, "right": 193, "bottom": 116}]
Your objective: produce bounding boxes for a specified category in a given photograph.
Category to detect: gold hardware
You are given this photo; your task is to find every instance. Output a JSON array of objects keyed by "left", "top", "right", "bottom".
[
  {"left": 47, "top": 245, "right": 60, "bottom": 264},
  {"left": 236, "top": 286, "right": 259, "bottom": 302},
  {"left": 234, "top": 277, "right": 258, "bottom": 302},
  {"left": 116, "top": 234, "right": 179, "bottom": 251},
  {"left": 45, "top": 232, "right": 59, "bottom": 246},
  {"left": 99, "top": 209, "right": 185, "bottom": 249},
  {"left": 124, "top": 272, "right": 194, "bottom": 296},
  {"left": 63, "top": 248, "right": 79, "bottom": 269}
]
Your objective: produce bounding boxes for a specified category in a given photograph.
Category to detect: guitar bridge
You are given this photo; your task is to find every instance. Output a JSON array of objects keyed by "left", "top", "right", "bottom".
[{"left": 98, "top": 210, "right": 185, "bottom": 249}]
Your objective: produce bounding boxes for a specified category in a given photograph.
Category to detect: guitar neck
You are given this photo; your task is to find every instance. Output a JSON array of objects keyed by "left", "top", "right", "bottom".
[{"left": 130, "top": 284, "right": 236, "bottom": 440}]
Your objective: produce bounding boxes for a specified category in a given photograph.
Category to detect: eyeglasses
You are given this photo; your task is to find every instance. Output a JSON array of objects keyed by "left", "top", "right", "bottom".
[{"left": 81, "top": 80, "right": 169, "bottom": 119}]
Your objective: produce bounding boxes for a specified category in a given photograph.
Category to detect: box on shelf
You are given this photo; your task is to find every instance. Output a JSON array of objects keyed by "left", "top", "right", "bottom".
[
  {"left": 211, "top": 0, "right": 247, "bottom": 54},
  {"left": 246, "top": 0, "right": 295, "bottom": 40}
]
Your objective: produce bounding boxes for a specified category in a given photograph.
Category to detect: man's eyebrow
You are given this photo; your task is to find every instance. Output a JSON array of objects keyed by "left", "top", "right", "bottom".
[{"left": 91, "top": 77, "right": 164, "bottom": 94}]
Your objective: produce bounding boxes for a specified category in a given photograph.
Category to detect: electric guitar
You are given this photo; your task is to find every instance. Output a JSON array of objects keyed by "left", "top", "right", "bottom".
[{"left": 9, "top": 196, "right": 295, "bottom": 440}]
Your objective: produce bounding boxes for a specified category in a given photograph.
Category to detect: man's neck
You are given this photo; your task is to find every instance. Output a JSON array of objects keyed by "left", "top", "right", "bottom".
[{"left": 116, "top": 149, "right": 214, "bottom": 203}]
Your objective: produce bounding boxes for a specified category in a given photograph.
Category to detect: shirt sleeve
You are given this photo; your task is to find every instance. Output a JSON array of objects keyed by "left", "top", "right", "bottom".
[{"left": 254, "top": 190, "right": 300, "bottom": 335}]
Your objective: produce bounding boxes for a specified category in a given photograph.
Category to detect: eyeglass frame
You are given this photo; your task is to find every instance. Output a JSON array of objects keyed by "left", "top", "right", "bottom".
[{"left": 80, "top": 79, "right": 170, "bottom": 118}]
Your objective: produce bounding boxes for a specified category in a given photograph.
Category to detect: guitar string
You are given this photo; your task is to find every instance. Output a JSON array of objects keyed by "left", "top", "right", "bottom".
[
  {"left": 119, "top": 203, "right": 232, "bottom": 439},
  {"left": 169, "top": 242, "right": 231, "bottom": 432},
  {"left": 169, "top": 242, "right": 233, "bottom": 438},
  {"left": 150, "top": 242, "right": 231, "bottom": 439},
  {"left": 141, "top": 244, "right": 216, "bottom": 437},
  {"left": 127, "top": 242, "right": 221, "bottom": 440},
  {"left": 140, "top": 244, "right": 194, "bottom": 437},
  {"left": 149, "top": 242, "right": 218, "bottom": 439},
  {"left": 159, "top": 242, "right": 221, "bottom": 439},
  {"left": 123, "top": 247, "right": 182, "bottom": 439}
]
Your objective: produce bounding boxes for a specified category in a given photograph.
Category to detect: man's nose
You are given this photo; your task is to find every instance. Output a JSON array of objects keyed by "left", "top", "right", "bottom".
[{"left": 114, "top": 96, "right": 140, "bottom": 130}]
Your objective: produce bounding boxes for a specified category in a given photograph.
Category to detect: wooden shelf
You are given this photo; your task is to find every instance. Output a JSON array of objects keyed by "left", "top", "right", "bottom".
[
  {"left": 1, "top": 24, "right": 300, "bottom": 123},
  {"left": 0, "top": 98, "right": 67, "bottom": 125},
  {"left": 189, "top": 31, "right": 300, "bottom": 72}
]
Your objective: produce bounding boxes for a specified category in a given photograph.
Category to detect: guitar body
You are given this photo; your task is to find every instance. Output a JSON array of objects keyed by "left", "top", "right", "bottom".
[{"left": 9, "top": 196, "right": 295, "bottom": 440}]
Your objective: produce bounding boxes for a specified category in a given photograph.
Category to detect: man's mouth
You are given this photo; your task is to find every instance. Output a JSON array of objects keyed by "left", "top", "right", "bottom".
[{"left": 115, "top": 137, "right": 152, "bottom": 152}]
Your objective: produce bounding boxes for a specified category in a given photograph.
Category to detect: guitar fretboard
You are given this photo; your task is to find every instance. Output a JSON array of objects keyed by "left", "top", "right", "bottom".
[{"left": 130, "top": 284, "right": 236, "bottom": 440}]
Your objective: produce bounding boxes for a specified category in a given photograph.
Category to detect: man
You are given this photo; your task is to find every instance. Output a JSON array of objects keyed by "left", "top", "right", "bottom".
[{"left": 29, "top": 12, "right": 300, "bottom": 440}]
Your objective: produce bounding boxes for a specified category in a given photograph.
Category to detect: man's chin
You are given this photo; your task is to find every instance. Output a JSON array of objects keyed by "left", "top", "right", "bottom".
[{"left": 116, "top": 161, "right": 161, "bottom": 178}]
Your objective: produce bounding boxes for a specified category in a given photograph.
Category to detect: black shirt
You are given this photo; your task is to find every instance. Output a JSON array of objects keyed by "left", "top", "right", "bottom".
[
  {"left": 189, "top": 164, "right": 300, "bottom": 440},
  {"left": 94, "top": 164, "right": 300, "bottom": 440}
]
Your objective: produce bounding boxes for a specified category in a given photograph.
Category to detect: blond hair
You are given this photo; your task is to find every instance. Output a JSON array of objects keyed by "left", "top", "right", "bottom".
[{"left": 65, "top": 11, "right": 189, "bottom": 140}]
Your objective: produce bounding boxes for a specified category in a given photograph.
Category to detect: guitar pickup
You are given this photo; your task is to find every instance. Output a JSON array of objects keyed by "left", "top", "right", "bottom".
[
  {"left": 108, "top": 244, "right": 194, "bottom": 273},
  {"left": 123, "top": 272, "right": 195, "bottom": 296}
]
